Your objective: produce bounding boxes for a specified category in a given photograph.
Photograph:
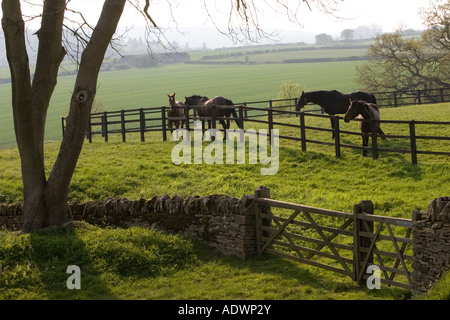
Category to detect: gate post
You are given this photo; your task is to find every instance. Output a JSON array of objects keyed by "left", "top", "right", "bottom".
[
  {"left": 353, "top": 200, "right": 374, "bottom": 286},
  {"left": 254, "top": 186, "right": 272, "bottom": 255}
]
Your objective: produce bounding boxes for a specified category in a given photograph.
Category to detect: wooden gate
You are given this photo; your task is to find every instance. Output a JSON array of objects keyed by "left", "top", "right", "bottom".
[{"left": 254, "top": 186, "right": 413, "bottom": 290}]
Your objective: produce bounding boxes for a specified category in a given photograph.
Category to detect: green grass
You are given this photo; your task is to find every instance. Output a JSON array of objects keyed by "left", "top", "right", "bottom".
[
  {"left": 0, "top": 60, "right": 363, "bottom": 148},
  {"left": 1, "top": 103, "right": 449, "bottom": 214},
  {"left": 1, "top": 99, "right": 449, "bottom": 299},
  {"left": 197, "top": 47, "right": 369, "bottom": 63},
  {"left": 0, "top": 222, "right": 414, "bottom": 300}
]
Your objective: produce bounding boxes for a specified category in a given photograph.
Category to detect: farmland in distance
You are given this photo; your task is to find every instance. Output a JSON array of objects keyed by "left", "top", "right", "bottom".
[{"left": 0, "top": 44, "right": 367, "bottom": 148}]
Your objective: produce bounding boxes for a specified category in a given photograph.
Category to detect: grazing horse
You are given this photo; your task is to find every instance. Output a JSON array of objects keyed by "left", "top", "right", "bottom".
[
  {"left": 167, "top": 93, "right": 185, "bottom": 131},
  {"left": 295, "top": 90, "right": 377, "bottom": 138},
  {"left": 184, "top": 95, "right": 239, "bottom": 132},
  {"left": 344, "top": 99, "right": 386, "bottom": 156}
]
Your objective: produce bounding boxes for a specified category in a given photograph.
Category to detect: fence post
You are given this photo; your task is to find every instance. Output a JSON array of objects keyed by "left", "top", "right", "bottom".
[
  {"left": 211, "top": 104, "right": 216, "bottom": 130},
  {"left": 417, "top": 90, "right": 422, "bottom": 105},
  {"left": 121, "top": 110, "right": 126, "bottom": 142},
  {"left": 184, "top": 105, "right": 190, "bottom": 131},
  {"left": 87, "top": 116, "right": 92, "bottom": 143},
  {"left": 254, "top": 186, "right": 272, "bottom": 255},
  {"left": 61, "top": 117, "right": 65, "bottom": 137},
  {"left": 294, "top": 98, "right": 298, "bottom": 117},
  {"left": 333, "top": 115, "right": 341, "bottom": 158},
  {"left": 161, "top": 106, "right": 167, "bottom": 141},
  {"left": 299, "top": 112, "right": 306, "bottom": 152},
  {"left": 139, "top": 108, "right": 145, "bottom": 142},
  {"left": 102, "top": 112, "right": 108, "bottom": 142},
  {"left": 393, "top": 91, "right": 398, "bottom": 107},
  {"left": 409, "top": 120, "right": 418, "bottom": 165},
  {"left": 238, "top": 105, "right": 244, "bottom": 130},
  {"left": 268, "top": 106, "right": 274, "bottom": 145},
  {"left": 353, "top": 200, "right": 374, "bottom": 286},
  {"left": 370, "top": 119, "right": 378, "bottom": 160}
]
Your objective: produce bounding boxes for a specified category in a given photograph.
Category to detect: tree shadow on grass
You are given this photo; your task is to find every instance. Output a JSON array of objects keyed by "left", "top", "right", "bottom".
[
  {"left": 186, "top": 237, "right": 411, "bottom": 300},
  {"left": 29, "top": 222, "right": 118, "bottom": 300}
]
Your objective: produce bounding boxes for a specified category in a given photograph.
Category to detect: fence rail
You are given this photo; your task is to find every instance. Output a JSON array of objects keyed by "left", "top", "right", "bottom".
[
  {"left": 253, "top": 186, "right": 413, "bottom": 290},
  {"left": 61, "top": 87, "right": 450, "bottom": 164}
]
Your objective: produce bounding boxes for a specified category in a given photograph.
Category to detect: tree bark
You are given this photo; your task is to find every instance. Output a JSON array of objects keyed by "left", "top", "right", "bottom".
[
  {"left": 45, "top": 0, "right": 127, "bottom": 228},
  {"left": 2, "top": 0, "right": 126, "bottom": 232}
]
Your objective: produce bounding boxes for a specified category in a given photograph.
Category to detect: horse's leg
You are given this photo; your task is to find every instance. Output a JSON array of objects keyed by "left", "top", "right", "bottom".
[
  {"left": 330, "top": 118, "right": 335, "bottom": 139},
  {"left": 362, "top": 135, "right": 368, "bottom": 156},
  {"left": 219, "top": 118, "right": 228, "bottom": 140}
]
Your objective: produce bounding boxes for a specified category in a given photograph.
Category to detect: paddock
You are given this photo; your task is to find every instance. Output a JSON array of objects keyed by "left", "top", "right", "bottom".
[{"left": 62, "top": 89, "right": 450, "bottom": 165}]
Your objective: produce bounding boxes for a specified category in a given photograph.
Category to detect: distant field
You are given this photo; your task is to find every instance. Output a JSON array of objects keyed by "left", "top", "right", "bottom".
[
  {"left": 0, "top": 60, "right": 364, "bottom": 148},
  {"left": 194, "top": 47, "right": 369, "bottom": 63}
]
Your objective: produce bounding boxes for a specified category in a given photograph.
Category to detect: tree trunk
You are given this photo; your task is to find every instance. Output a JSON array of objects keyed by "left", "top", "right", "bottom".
[{"left": 2, "top": 0, "right": 126, "bottom": 232}]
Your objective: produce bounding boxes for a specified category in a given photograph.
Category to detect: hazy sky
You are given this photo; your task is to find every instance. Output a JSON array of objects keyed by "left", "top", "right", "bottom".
[
  {"left": 1, "top": 0, "right": 430, "bottom": 47},
  {"left": 55, "top": 0, "right": 429, "bottom": 34},
  {"left": 113, "top": 0, "right": 429, "bottom": 34}
]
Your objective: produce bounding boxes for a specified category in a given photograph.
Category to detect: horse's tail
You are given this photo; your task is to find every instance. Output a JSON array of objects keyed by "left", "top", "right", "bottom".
[
  {"left": 230, "top": 107, "right": 240, "bottom": 127},
  {"left": 371, "top": 94, "right": 377, "bottom": 104},
  {"left": 378, "top": 127, "right": 386, "bottom": 140}
]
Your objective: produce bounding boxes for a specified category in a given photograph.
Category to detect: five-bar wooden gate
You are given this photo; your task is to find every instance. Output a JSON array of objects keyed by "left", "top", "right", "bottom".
[{"left": 254, "top": 186, "right": 414, "bottom": 290}]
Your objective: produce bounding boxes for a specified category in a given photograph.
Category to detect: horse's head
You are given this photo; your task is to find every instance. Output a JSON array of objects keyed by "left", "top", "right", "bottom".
[
  {"left": 168, "top": 93, "right": 176, "bottom": 110},
  {"left": 295, "top": 91, "right": 307, "bottom": 112},
  {"left": 184, "top": 95, "right": 193, "bottom": 106},
  {"left": 344, "top": 99, "right": 362, "bottom": 122},
  {"left": 184, "top": 95, "right": 208, "bottom": 106}
]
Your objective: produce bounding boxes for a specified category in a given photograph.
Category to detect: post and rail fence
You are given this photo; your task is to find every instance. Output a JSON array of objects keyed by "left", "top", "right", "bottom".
[{"left": 62, "top": 87, "right": 450, "bottom": 165}]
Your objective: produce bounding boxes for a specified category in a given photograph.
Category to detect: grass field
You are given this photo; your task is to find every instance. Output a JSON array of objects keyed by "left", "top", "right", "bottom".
[
  {"left": 0, "top": 103, "right": 449, "bottom": 300},
  {"left": 1, "top": 41, "right": 449, "bottom": 300},
  {"left": 194, "top": 46, "right": 369, "bottom": 63},
  {"left": 0, "top": 59, "right": 364, "bottom": 148}
]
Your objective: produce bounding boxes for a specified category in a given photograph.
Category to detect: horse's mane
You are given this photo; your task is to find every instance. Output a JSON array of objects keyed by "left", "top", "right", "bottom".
[
  {"left": 188, "top": 94, "right": 208, "bottom": 100},
  {"left": 309, "top": 90, "right": 341, "bottom": 94},
  {"left": 306, "top": 90, "right": 342, "bottom": 98}
]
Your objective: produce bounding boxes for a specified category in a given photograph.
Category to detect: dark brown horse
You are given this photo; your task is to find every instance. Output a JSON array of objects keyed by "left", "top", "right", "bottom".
[
  {"left": 344, "top": 99, "right": 386, "bottom": 156},
  {"left": 295, "top": 90, "right": 377, "bottom": 138},
  {"left": 167, "top": 93, "right": 185, "bottom": 131},
  {"left": 184, "top": 95, "right": 238, "bottom": 131}
]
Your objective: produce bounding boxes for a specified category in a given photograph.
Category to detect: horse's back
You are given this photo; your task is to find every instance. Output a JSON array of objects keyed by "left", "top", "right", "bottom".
[
  {"left": 367, "top": 103, "right": 381, "bottom": 120},
  {"left": 348, "top": 91, "right": 376, "bottom": 104},
  {"left": 211, "top": 96, "right": 233, "bottom": 105}
]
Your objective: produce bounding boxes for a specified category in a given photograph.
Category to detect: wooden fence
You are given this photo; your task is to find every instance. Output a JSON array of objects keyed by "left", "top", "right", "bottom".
[
  {"left": 61, "top": 88, "right": 450, "bottom": 164},
  {"left": 253, "top": 186, "right": 414, "bottom": 290},
  {"left": 374, "top": 87, "right": 450, "bottom": 107}
]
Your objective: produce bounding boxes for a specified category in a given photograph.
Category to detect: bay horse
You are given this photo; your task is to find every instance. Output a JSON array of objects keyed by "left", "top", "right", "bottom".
[
  {"left": 184, "top": 95, "right": 239, "bottom": 132},
  {"left": 295, "top": 90, "right": 377, "bottom": 138},
  {"left": 167, "top": 93, "right": 185, "bottom": 131},
  {"left": 344, "top": 99, "right": 386, "bottom": 156}
]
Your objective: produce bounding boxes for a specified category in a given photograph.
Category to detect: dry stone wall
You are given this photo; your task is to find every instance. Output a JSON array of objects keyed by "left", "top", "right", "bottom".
[
  {"left": 411, "top": 197, "right": 450, "bottom": 296},
  {"left": 3, "top": 192, "right": 450, "bottom": 295},
  {"left": 0, "top": 194, "right": 257, "bottom": 260}
]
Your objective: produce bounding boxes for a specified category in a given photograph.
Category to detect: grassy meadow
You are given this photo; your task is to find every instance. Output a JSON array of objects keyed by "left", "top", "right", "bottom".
[
  {"left": 1, "top": 43, "right": 449, "bottom": 300},
  {"left": 0, "top": 103, "right": 449, "bottom": 300},
  {"left": 0, "top": 59, "right": 363, "bottom": 148}
]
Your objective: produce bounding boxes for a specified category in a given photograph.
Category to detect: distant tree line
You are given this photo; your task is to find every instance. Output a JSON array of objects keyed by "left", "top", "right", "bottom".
[
  {"left": 315, "top": 25, "right": 423, "bottom": 44},
  {"left": 101, "top": 52, "right": 190, "bottom": 71}
]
